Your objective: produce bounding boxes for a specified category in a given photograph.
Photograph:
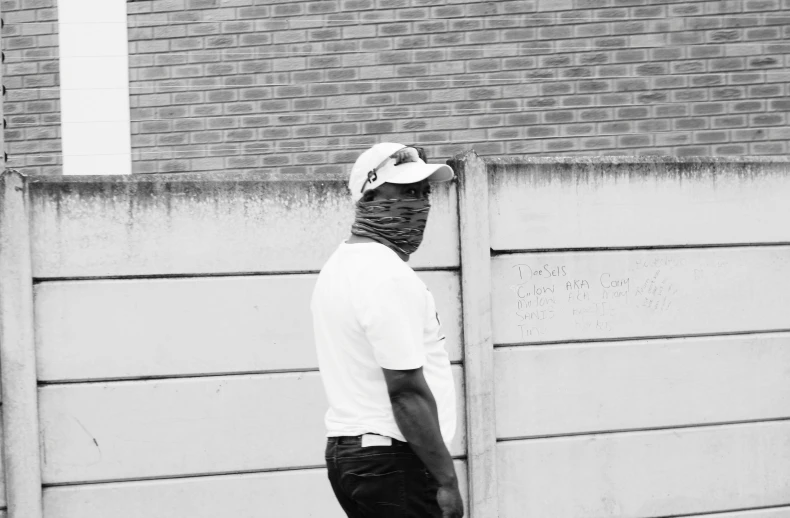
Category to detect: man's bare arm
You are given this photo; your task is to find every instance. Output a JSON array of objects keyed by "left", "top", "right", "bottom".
[{"left": 382, "top": 367, "right": 463, "bottom": 517}]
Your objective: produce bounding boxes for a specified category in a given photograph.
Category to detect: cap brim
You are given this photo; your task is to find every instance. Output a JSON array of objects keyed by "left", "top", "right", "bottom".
[{"left": 385, "top": 163, "right": 455, "bottom": 185}]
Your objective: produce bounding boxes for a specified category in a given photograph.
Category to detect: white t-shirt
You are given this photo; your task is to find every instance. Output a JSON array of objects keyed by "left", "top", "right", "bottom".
[{"left": 311, "top": 240, "right": 456, "bottom": 445}]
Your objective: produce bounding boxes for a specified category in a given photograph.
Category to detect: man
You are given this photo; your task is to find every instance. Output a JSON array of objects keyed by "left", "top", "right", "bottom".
[{"left": 311, "top": 142, "right": 464, "bottom": 517}]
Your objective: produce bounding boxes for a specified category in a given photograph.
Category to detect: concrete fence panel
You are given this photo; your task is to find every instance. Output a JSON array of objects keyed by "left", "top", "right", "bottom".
[
  {"left": 495, "top": 333, "right": 790, "bottom": 439},
  {"left": 38, "top": 368, "right": 466, "bottom": 485},
  {"left": 2, "top": 157, "right": 790, "bottom": 518},
  {"left": 482, "top": 156, "right": 790, "bottom": 518},
  {"left": 20, "top": 172, "right": 464, "bottom": 517},
  {"left": 42, "top": 461, "right": 469, "bottom": 518},
  {"left": 27, "top": 174, "right": 459, "bottom": 279},
  {"left": 497, "top": 421, "right": 790, "bottom": 518},
  {"left": 491, "top": 247, "right": 790, "bottom": 345},
  {"left": 34, "top": 272, "right": 462, "bottom": 382},
  {"left": 488, "top": 157, "right": 790, "bottom": 251}
]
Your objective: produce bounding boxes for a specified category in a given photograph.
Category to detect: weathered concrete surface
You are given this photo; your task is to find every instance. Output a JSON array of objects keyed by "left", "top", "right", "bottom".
[
  {"left": 0, "top": 171, "right": 42, "bottom": 517},
  {"left": 485, "top": 155, "right": 789, "bottom": 171},
  {"left": 42, "top": 461, "right": 469, "bottom": 518},
  {"left": 34, "top": 271, "right": 462, "bottom": 381},
  {"left": 17, "top": 157, "right": 790, "bottom": 518},
  {"left": 38, "top": 367, "right": 466, "bottom": 484},
  {"left": 27, "top": 172, "right": 459, "bottom": 278},
  {"left": 485, "top": 156, "right": 790, "bottom": 250},
  {"left": 454, "top": 150, "right": 499, "bottom": 518},
  {"left": 491, "top": 246, "right": 790, "bottom": 344},
  {"left": 495, "top": 333, "right": 790, "bottom": 438},
  {"left": 483, "top": 156, "right": 790, "bottom": 518},
  {"left": 498, "top": 421, "right": 790, "bottom": 518}
]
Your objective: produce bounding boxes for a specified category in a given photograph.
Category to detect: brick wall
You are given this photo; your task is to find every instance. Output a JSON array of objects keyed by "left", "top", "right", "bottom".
[
  {"left": 127, "top": 0, "right": 790, "bottom": 175},
  {"left": 1, "top": 0, "right": 62, "bottom": 176},
  {"left": 4, "top": 0, "right": 789, "bottom": 176}
]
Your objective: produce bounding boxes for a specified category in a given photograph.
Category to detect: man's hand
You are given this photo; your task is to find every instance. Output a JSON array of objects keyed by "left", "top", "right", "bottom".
[
  {"left": 382, "top": 367, "right": 464, "bottom": 516},
  {"left": 437, "top": 484, "right": 464, "bottom": 517}
]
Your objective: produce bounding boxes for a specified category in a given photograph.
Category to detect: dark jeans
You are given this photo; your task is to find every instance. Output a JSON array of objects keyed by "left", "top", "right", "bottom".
[{"left": 325, "top": 435, "right": 442, "bottom": 517}]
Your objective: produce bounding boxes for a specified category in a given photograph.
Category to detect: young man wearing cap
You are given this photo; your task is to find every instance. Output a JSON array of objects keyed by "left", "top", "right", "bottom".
[{"left": 311, "top": 143, "right": 463, "bottom": 517}]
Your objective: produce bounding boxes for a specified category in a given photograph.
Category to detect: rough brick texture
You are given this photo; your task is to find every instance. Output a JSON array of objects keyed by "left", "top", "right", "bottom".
[
  {"left": 6, "top": 0, "right": 790, "bottom": 176},
  {"left": 127, "top": 0, "right": 790, "bottom": 174},
  {"left": 1, "top": 0, "right": 62, "bottom": 175}
]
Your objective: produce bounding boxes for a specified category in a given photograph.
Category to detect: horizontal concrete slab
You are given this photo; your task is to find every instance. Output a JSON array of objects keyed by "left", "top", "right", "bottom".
[
  {"left": 35, "top": 271, "right": 462, "bottom": 381},
  {"left": 43, "top": 461, "right": 468, "bottom": 518},
  {"left": 491, "top": 246, "right": 790, "bottom": 344},
  {"left": 40, "top": 368, "right": 466, "bottom": 484},
  {"left": 28, "top": 173, "right": 459, "bottom": 278},
  {"left": 498, "top": 421, "right": 790, "bottom": 518},
  {"left": 487, "top": 156, "right": 790, "bottom": 251},
  {"left": 495, "top": 333, "right": 790, "bottom": 439}
]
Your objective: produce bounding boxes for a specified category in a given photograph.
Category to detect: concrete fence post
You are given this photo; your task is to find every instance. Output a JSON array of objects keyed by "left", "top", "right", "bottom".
[
  {"left": 452, "top": 151, "right": 499, "bottom": 517},
  {"left": 0, "top": 170, "right": 44, "bottom": 518}
]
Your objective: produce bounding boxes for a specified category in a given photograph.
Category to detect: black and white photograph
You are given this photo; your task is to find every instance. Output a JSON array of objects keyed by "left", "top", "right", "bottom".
[{"left": 0, "top": 0, "right": 788, "bottom": 517}]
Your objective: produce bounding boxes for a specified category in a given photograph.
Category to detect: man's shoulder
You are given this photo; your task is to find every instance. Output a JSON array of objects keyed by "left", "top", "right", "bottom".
[
  {"left": 339, "top": 243, "right": 412, "bottom": 272},
  {"left": 319, "top": 243, "right": 426, "bottom": 293}
]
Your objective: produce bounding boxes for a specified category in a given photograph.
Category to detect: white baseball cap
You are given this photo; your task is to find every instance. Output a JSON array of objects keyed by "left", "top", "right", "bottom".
[{"left": 348, "top": 142, "right": 455, "bottom": 201}]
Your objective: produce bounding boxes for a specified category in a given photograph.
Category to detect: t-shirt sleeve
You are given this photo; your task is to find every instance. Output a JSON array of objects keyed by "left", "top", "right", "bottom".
[{"left": 358, "top": 274, "right": 426, "bottom": 370}]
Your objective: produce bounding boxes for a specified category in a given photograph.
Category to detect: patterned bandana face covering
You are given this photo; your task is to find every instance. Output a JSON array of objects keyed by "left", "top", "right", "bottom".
[{"left": 350, "top": 197, "right": 431, "bottom": 256}]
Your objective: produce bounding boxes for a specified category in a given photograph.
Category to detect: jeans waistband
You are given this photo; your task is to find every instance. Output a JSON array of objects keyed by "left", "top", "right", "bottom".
[{"left": 328, "top": 434, "right": 407, "bottom": 446}]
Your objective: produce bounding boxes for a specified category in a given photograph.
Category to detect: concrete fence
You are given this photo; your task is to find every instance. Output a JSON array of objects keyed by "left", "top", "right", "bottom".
[{"left": 0, "top": 154, "right": 789, "bottom": 518}]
